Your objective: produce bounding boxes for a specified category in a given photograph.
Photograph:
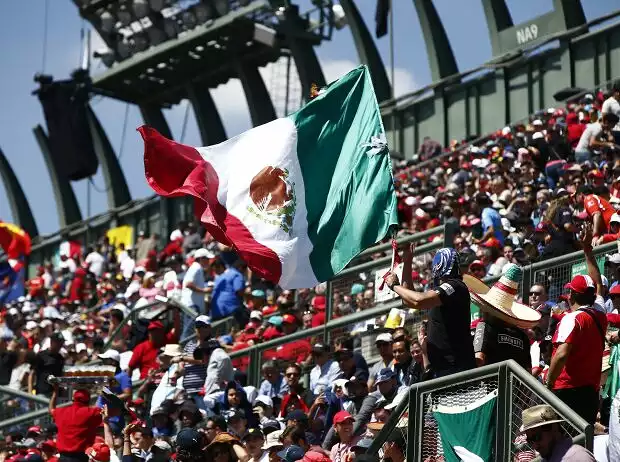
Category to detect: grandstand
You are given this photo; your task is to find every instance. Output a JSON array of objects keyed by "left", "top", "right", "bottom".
[{"left": 3, "top": 1, "right": 620, "bottom": 462}]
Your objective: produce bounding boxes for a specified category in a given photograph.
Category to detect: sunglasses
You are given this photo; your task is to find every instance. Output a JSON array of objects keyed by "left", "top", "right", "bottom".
[
  {"left": 529, "top": 291, "right": 543, "bottom": 296},
  {"left": 286, "top": 372, "right": 300, "bottom": 378}
]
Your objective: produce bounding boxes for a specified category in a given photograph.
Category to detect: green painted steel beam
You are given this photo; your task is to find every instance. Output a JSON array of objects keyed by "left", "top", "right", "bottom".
[
  {"left": 0, "top": 147, "right": 39, "bottom": 237},
  {"left": 234, "top": 58, "right": 278, "bottom": 126},
  {"left": 186, "top": 80, "right": 228, "bottom": 146},
  {"left": 86, "top": 106, "right": 132, "bottom": 209},
  {"left": 33, "top": 125, "right": 83, "bottom": 228},
  {"left": 339, "top": 0, "right": 391, "bottom": 102}
]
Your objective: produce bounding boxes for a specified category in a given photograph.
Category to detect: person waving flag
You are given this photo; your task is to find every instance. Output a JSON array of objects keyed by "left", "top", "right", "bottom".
[{"left": 139, "top": 65, "right": 397, "bottom": 289}]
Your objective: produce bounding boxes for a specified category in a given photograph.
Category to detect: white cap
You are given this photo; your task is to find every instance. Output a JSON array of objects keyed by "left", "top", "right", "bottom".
[
  {"left": 420, "top": 196, "right": 436, "bottom": 205},
  {"left": 98, "top": 349, "right": 121, "bottom": 363},
  {"left": 250, "top": 310, "right": 263, "bottom": 321},
  {"left": 39, "top": 320, "right": 53, "bottom": 328},
  {"left": 532, "top": 132, "right": 544, "bottom": 140},
  {"left": 8, "top": 307, "right": 19, "bottom": 316},
  {"left": 194, "top": 248, "right": 215, "bottom": 259},
  {"left": 76, "top": 343, "right": 88, "bottom": 354},
  {"left": 170, "top": 229, "right": 183, "bottom": 242},
  {"left": 254, "top": 395, "right": 273, "bottom": 408},
  {"left": 501, "top": 126, "right": 511, "bottom": 135},
  {"left": 532, "top": 119, "right": 543, "bottom": 126},
  {"left": 133, "top": 266, "right": 146, "bottom": 274},
  {"left": 111, "top": 304, "right": 129, "bottom": 318},
  {"left": 611, "top": 213, "right": 620, "bottom": 224},
  {"left": 25, "top": 321, "right": 38, "bottom": 330},
  {"left": 195, "top": 315, "right": 212, "bottom": 326},
  {"left": 375, "top": 333, "right": 393, "bottom": 343},
  {"left": 144, "top": 272, "right": 156, "bottom": 281}
]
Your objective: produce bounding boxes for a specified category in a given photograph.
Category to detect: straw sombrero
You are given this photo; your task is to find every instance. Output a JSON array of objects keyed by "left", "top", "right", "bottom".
[{"left": 464, "top": 264, "right": 541, "bottom": 329}]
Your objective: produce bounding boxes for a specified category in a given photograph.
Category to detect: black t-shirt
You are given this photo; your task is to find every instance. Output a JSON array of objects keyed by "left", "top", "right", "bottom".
[
  {"left": 0, "top": 351, "right": 18, "bottom": 385},
  {"left": 473, "top": 320, "right": 531, "bottom": 371},
  {"left": 34, "top": 351, "right": 64, "bottom": 395},
  {"left": 429, "top": 278, "right": 476, "bottom": 373}
]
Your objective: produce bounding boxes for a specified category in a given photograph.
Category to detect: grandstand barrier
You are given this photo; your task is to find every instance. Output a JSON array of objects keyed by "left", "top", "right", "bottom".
[{"left": 367, "top": 360, "right": 593, "bottom": 462}]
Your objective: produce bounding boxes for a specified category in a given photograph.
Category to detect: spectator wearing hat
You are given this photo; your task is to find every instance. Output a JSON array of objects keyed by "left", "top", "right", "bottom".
[
  {"left": 175, "top": 315, "right": 213, "bottom": 404},
  {"left": 39, "top": 440, "right": 58, "bottom": 462},
  {"left": 371, "top": 368, "right": 403, "bottom": 408},
  {"left": 127, "top": 316, "right": 179, "bottom": 380},
  {"left": 308, "top": 343, "right": 341, "bottom": 396},
  {"left": 95, "top": 349, "right": 132, "bottom": 432},
  {"left": 329, "top": 411, "right": 358, "bottom": 462},
  {"left": 253, "top": 395, "right": 276, "bottom": 426},
  {"left": 174, "top": 427, "right": 206, "bottom": 462},
  {"left": 386, "top": 247, "right": 476, "bottom": 378},
  {"left": 205, "top": 432, "right": 249, "bottom": 462},
  {"left": 261, "top": 429, "right": 283, "bottom": 462},
  {"left": 519, "top": 405, "right": 595, "bottom": 461},
  {"left": 547, "top": 227, "right": 607, "bottom": 425},
  {"left": 146, "top": 344, "right": 183, "bottom": 412},
  {"left": 277, "top": 445, "right": 305, "bottom": 462},
  {"left": 242, "top": 428, "right": 265, "bottom": 462},
  {"left": 49, "top": 386, "right": 102, "bottom": 462},
  {"left": 180, "top": 248, "right": 213, "bottom": 340},
  {"left": 367, "top": 333, "right": 394, "bottom": 391},
  {"left": 211, "top": 259, "right": 247, "bottom": 325},
  {"left": 29, "top": 332, "right": 64, "bottom": 397},
  {"left": 85, "top": 443, "right": 110, "bottom": 462}
]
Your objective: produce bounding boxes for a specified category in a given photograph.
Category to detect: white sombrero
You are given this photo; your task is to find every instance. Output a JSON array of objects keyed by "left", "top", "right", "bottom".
[{"left": 464, "top": 264, "right": 541, "bottom": 329}]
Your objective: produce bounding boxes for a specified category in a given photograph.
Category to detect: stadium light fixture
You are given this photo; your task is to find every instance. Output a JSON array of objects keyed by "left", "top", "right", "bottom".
[
  {"left": 149, "top": 0, "right": 166, "bottom": 12},
  {"left": 133, "top": 0, "right": 150, "bottom": 18},
  {"left": 93, "top": 48, "right": 116, "bottom": 67},
  {"left": 99, "top": 10, "right": 116, "bottom": 33},
  {"left": 194, "top": 3, "right": 212, "bottom": 23},
  {"left": 212, "top": 0, "right": 230, "bottom": 16},
  {"left": 332, "top": 4, "right": 347, "bottom": 30}
]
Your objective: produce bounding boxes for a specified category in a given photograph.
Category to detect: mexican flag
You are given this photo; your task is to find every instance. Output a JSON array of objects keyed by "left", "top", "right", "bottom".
[
  {"left": 139, "top": 65, "right": 398, "bottom": 289},
  {"left": 432, "top": 391, "right": 497, "bottom": 462}
]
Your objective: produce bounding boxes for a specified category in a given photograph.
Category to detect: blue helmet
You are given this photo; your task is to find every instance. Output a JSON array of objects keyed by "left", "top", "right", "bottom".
[{"left": 431, "top": 248, "right": 461, "bottom": 286}]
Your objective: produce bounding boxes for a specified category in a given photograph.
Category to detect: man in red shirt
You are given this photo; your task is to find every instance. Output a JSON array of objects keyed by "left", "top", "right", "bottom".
[
  {"left": 274, "top": 314, "right": 311, "bottom": 364},
  {"left": 575, "top": 185, "right": 615, "bottom": 236},
  {"left": 49, "top": 385, "right": 102, "bottom": 462},
  {"left": 547, "top": 228, "right": 607, "bottom": 425},
  {"left": 127, "top": 317, "right": 179, "bottom": 380}
]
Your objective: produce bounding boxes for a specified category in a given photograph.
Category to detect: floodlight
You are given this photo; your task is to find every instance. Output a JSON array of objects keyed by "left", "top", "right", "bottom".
[
  {"left": 147, "top": 26, "right": 167, "bottom": 46},
  {"left": 117, "top": 5, "right": 133, "bottom": 26},
  {"left": 212, "top": 0, "right": 230, "bottom": 16},
  {"left": 332, "top": 4, "right": 347, "bottom": 30},
  {"left": 163, "top": 17, "right": 178, "bottom": 38},
  {"left": 194, "top": 3, "right": 212, "bottom": 23},
  {"left": 133, "top": 34, "right": 149, "bottom": 51},
  {"left": 99, "top": 10, "right": 115, "bottom": 33},
  {"left": 117, "top": 39, "right": 132, "bottom": 58},
  {"left": 181, "top": 11, "right": 197, "bottom": 29},
  {"left": 149, "top": 0, "right": 166, "bottom": 12},
  {"left": 133, "top": 0, "right": 150, "bottom": 18},
  {"left": 93, "top": 48, "right": 116, "bottom": 67}
]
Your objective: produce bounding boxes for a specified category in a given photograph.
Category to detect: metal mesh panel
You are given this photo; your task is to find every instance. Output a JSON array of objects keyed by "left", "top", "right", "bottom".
[
  {"left": 419, "top": 374, "right": 500, "bottom": 461},
  {"left": 509, "top": 374, "right": 585, "bottom": 461}
]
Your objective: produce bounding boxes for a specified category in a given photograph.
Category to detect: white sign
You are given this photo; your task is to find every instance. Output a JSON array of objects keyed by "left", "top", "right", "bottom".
[
  {"left": 374, "top": 262, "right": 404, "bottom": 303},
  {"left": 516, "top": 23, "right": 539, "bottom": 45}
]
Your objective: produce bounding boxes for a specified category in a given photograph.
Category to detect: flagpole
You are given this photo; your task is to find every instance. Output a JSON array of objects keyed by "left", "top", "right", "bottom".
[{"left": 389, "top": 0, "right": 395, "bottom": 99}]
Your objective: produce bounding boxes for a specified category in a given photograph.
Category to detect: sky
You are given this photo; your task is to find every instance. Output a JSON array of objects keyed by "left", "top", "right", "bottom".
[{"left": 0, "top": 0, "right": 618, "bottom": 236}]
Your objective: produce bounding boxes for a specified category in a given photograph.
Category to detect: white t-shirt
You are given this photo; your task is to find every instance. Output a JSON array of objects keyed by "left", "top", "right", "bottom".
[
  {"left": 602, "top": 96, "right": 620, "bottom": 131},
  {"left": 59, "top": 258, "right": 77, "bottom": 273},
  {"left": 181, "top": 261, "right": 206, "bottom": 311},
  {"left": 575, "top": 122, "right": 602, "bottom": 152},
  {"left": 120, "top": 257, "right": 136, "bottom": 280},
  {"left": 85, "top": 252, "right": 105, "bottom": 277}
]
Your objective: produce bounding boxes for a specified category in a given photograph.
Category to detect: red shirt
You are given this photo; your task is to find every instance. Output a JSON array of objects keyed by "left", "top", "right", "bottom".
[
  {"left": 552, "top": 300, "right": 608, "bottom": 390},
  {"left": 128, "top": 332, "right": 176, "bottom": 379},
  {"left": 52, "top": 403, "right": 102, "bottom": 453},
  {"left": 275, "top": 339, "right": 312, "bottom": 364},
  {"left": 584, "top": 194, "right": 615, "bottom": 234}
]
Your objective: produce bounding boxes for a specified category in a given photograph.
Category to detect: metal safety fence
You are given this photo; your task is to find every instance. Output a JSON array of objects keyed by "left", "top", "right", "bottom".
[{"left": 368, "top": 360, "right": 592, "bottom": 462}]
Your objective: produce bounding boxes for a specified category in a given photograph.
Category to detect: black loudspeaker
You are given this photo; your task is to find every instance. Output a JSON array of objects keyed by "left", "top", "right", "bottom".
[{"left": 36, "top": 76, "right": 98, "bottom": 181}]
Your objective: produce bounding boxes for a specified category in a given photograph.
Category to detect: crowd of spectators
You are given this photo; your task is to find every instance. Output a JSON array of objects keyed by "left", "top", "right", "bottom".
[{"left": 2, "top": 84, "right": 620, "bottom": 462}]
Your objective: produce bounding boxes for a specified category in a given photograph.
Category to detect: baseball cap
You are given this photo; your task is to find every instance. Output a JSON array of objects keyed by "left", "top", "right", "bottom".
[
  {"left": 175, "top": 428, "right": 202, "bottom": 451},
  {"left": 152, "top": 441, "right": 172, "bottom": 452},
  {"left": 86, "top": 443, "right": 111, "bottom": 462},
  {"left": 375, "top": 368, "right": 397, "bottom": 385},
  {"left": 194, "top": 315, "right": 212, "bottom": 327},
  {"left": 251, "top": 289, "right": 266, "bottom": 298},
  {"left": 276, "top": 445, "right": 305, "bottom": 462},
  {"left": 147, "top": 321, "right": 165, "bottom": 331},
  {"left": 282, "top": 314, "right": 297, "bottom": 324},
  {"left": 254, "top": 395, "right": 273, "bottom": 408},
  {"left": 353, "top": 438, "right": 374, "bottom": 450},
  {"left": 262, "top": 430, "right": 284, "bottom": 450},
  {"left": 227, "top": 409, "right": 247, "bottom": 422},
  {"left": 27, "top": 426, "right": 42, "bottom": 436},
  {"left": 243, "top": 428, "right": 264, "bottom": 441},
  {"left": 607, "top": 253, "right": 620, "bottom": 265},
  {"left": 333, "top": 410, "right": 355, "bottom": 425},
  {"left": 564, "top": 274, "right": 596, "bottom": 294},
  {"left": 25, "top": 321, "right": 38, "bottom": 330},
  {"left": 285, "top": 410, "right": 308, "bottom": 422},
  {"left": 97, "top": 350, "right": 121, "bottom": 363},
  {"left": 150, "top": 407, "right": 167, "bottom": 417},
  {"left": 302, "top": 452, "right": 332, "bottom": 462},
  {"left": 375, "top": 333, "right": 393, "bottom": 344},
  {"left": 194, "top": 248, "right": 215, "bottom": 259},
  {"left": 611, "top": 285, "right": 620, "bottom": 296},
  {"left": 311, "top": 343, "right": 330, "bottom": 354}
]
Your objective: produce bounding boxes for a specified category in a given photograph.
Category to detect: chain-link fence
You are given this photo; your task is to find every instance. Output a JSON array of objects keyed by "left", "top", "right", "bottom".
[{"left": 369, "top": 360, "right": 592, "bottom": 462}]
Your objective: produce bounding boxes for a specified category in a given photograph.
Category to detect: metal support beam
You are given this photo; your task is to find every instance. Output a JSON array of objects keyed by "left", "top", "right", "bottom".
[
  {"left": 481, "top": 0, "right": 513, "bottom": 57},
  {"left": 412, "top": 0, "right": 459, "bottom": 82},
  {"left": 33, "top": 125, "right": 83, "bottom": 227},
  {"left": 186, "top": 81, "right": 228, "bottom": 146},
  {"left": 279, "top": 5, "right": 326, "bottom": 102},
  {"left": 554, "top": 0, "right": 587, "bottom": 29},
  {"left": 86, "top": 106, "right": 132, "bottom": 209},
  {"left": 139, "top": 104, "right": 173, "bottom": 139},
  {"left": 339, "top": 0, "right": 392, "bottom": 102},
  {"left": 234, "top": 59, "right": 277, "bottom": 126},
  {"left": 0, "top": 147, "right": 39, "bottom": 237}
]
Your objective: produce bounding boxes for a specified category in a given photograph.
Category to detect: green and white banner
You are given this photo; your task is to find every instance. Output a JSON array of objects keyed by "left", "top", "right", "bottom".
[{"left": 433, "top": 390, "right": 497, "bottom": 462}]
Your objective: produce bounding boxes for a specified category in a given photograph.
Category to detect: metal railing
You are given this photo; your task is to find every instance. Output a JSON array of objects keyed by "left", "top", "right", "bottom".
[{"left": 368, "top": 360, "right": 592, "bottom": 462}]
